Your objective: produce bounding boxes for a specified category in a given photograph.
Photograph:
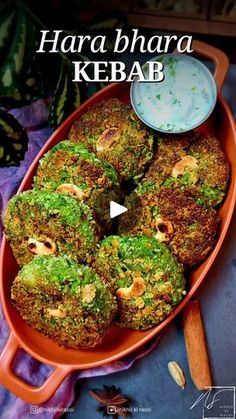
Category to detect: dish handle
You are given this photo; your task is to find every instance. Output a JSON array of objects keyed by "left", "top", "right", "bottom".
[
  {"left": 190, "top": 40, "right": 229, "bottom": 94},
  {"left": 0, "top": 333, "right": 72, "bottom": 404},
  {"left": 183, "top": 300, "right": 212, "bottom": 390}
]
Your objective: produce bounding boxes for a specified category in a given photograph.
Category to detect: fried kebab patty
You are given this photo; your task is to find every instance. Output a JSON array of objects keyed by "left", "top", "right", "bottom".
[
  {"left": 93, "top": 235, "right": 185, "bottom": 330},
  {"left": 34, "top": 141, "right": 121, "bottom": 230},
  {"left": 4, "top": 190, "right": 99, "bottom": 266},
  {"left": 143, "top": 132, "right": 229, "bottom": 207},
  {"left": 68, "top": 98, "right": 153, "bottom": 181},
  {"left": 118, "top": 188, "right": 219, "bottom": 268},
  {"left": 11, "top": 255, "right": 117, "bottom": 348}
]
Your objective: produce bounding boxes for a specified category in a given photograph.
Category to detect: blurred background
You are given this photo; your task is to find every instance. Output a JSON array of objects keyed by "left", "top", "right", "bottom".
[{"left": 24, "top": 0, "right": 236, "bottom": 60}]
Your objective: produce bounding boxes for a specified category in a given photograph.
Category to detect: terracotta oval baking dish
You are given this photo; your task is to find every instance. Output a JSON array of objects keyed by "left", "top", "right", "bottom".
[{"left": 0, "top": 41, "right": 236, "bottom": 404}]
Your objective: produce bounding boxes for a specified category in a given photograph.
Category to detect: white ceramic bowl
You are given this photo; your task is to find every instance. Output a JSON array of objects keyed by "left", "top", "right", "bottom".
[{"left": 130, "top": 54, "right": 217, "bottom": 134}]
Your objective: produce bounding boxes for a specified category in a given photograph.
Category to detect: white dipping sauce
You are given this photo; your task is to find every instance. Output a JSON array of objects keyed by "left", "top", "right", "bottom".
[{"left": 131, "top": 54, "right": 217, "bottom": 133}]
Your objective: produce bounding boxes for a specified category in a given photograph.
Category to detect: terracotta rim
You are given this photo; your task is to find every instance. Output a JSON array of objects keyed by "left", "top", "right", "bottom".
[{"left": 0, "top": 40, "right": 235, "bottom": 404}]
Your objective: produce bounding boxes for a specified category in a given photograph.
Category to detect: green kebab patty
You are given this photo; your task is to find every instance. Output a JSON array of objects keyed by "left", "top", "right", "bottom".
[
  {"left": 142, "top": 132, "right": 229, "bottom": 207},
  {"left": 34, "top": 141, "right": 121, "bottom": 230},
  {"left": 4, "top": 189, "right": 99, "bottom": 267},
  {"left": 68, "top": 98, "right": 154, "bottom": 182},
  {"left": 11, "top": 255, "right": 117, "bottom": 348},
  {"left": 118, "top": 186, "right": 219, "bottom": 268},
  {"left": 93, "top": 235, "right": 185, "bottom": 330}
]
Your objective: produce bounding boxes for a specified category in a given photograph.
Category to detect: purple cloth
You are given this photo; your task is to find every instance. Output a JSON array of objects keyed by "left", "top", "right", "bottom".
[
  {"left": 0, "top": 100, "right": 159, "bottom": 418},
  {"left": 0, "top": 100, "right": 52, "bottom": 242}
]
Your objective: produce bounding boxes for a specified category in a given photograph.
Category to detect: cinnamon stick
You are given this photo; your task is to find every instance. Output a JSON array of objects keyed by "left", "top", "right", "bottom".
[{"left": 183, "top": 300, "right": 212, "bottom": 390}]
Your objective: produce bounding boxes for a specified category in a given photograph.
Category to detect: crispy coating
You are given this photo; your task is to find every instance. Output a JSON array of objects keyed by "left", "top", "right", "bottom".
[
  {"left": 4, "top": 190, "right": 99, "bottom": 266},
  {"left": 93, "top": 235, "right": 185, "bottom": 330},
  {"left": 11, "top": 255, "right": 117, "bottom": 348},
  {"left": 118, "top": 188, "right": 219, "bottom": 268},
  {"left": 34, "top": 141, "right": 121, "bottom": 230},
  {"left": 143, "top": 132, "right": 229, "bottom": 206},
  {"left": 68, "top": 98, "right": 153, "bottom": 181}
]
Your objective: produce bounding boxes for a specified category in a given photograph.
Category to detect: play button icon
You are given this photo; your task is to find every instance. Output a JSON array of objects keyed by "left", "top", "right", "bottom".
[{"left": 110, "top": 201, "right": 128, "bottom": 219}]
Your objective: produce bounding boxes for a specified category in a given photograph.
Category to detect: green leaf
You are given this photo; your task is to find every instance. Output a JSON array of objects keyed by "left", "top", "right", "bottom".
[
  {"left": 48, "top": 59, "right": 81, "bottom": 130},
  {"left": 0, "top": 109, "right": 28, "bottom": 167},
  {"left": 0, "top": 2, "right": 17, "bottom": 63},
  {"left": 0, "top": 4, "right": 46, "bottom": 106},
  {"left": 0, "top": 6, "right": 27, "bottom": 96}
]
